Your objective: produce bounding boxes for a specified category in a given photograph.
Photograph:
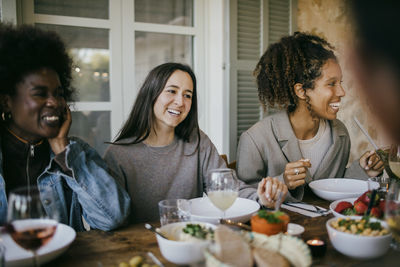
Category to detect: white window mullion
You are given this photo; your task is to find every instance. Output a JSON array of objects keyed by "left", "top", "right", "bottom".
[
  {"left": 121, "top": 0, "right": 135, "bottom": 121},
  {"left": 109, "top": 0, "right": 124, "bottom": 139},
  {"left": 20, "top": 0, "right": 34, "bottom": 24},
  {"left": 134, "top": 22, "right": 196, "bottom": 35},
  {"left": 34, "top": 14, "right": 110, "bottom": 28}
]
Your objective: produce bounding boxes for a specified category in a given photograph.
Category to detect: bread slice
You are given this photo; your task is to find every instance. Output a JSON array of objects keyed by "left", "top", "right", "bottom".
[
  {"left": 252, "top": 247, "right": 290, "bottom": 267},
  {"left": 214, "top": 225, "right": 253, "bottom": 267}
]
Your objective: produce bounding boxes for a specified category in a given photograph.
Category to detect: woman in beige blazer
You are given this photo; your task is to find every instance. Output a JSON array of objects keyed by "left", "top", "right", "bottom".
[{"left": 237, "top": 32, "right": 384, "bottom": 202}]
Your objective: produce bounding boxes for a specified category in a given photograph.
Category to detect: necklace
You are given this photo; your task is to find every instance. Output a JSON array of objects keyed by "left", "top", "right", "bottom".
[{"left": 6, "top": 128, "right": 44, "bottom": 146}]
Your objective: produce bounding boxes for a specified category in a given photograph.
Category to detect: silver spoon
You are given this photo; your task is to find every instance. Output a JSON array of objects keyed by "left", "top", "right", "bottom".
[{"left": 144, "top": 223, "right": 170, "bottom": 240}]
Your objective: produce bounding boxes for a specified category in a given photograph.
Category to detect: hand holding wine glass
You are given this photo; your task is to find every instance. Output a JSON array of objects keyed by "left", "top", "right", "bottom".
[
  {"left": 385, "top": 181, "right": 400, "bottom": 250},
  {"left": 207, "top": 168, "right": 239, "bottom": 219},
  {"left": 6, "top": 186, "right": 59, "bottom": 267}
]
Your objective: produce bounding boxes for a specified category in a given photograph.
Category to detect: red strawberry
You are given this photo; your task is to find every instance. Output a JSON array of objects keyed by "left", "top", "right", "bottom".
[
  {"left": 354, "top": 201, "right": 368, "bottom": 215},
  {"left": 379, "top": 199, "right": 386, "bottom": 211},
  {"left": 334, "top": 201, "right": 353, "bottom": 213},
  {"left": 356, "top": 191, "right": 369, "bottom": 205},
  {"left": 370, "top": 207, "right": 382, "bottom": 218}
]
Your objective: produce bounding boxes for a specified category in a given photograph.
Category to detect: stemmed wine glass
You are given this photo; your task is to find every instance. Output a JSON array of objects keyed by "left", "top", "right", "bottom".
[
  {"left": 206, "top": 168, "right": 239, "bottom": 219},
  {"left": 388, "top": 144, "right": 400, "bottom": 180},
  {"left": 6, "top": 186, "right": 59, "bottom": 267},
  {"left": 385, "top": 181, "right": 400, "bottom": 250}
]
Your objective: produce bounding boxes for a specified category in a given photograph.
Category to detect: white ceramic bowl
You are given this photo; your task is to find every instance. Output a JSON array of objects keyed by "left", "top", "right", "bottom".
[
  {"left": 329, "top": 198, "right": 361, "bottom": 218},
  {"left": 309, "top": 178, "right": 378, "bottom": 201},
  {"left": 326, "top": 217, "right": 391, "bottom": 259},
  {"left": 190, "top": 197, "right": 260, "bottom": 224},
  {"left": 156, "top": 221, "right": 216, "bottom": 265}
]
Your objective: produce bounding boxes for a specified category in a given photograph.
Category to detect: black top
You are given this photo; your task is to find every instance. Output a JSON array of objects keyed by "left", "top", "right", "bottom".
[{"left": 1, "top": 127, "right": 71, "bottom": 196}]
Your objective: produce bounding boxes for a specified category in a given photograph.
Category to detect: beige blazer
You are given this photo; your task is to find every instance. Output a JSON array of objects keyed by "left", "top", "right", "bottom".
[{"left": 236, "top": 111, "right": 368, "bottom": 202}]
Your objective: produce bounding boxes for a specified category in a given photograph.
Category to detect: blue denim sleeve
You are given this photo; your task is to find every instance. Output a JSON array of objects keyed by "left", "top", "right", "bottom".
[{"left": 61, "top": 138, "right": 131, "bottom": 230}]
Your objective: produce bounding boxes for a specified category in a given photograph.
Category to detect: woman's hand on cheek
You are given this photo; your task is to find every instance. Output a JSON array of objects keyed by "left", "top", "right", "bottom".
[
  {"left": 48, "top": 105, "right": 71, "bottom": 154},
  {"left": 360, "top": 150, "right": 385, "bottom": 177},
  {"left": 257, "top": 177, "right": 288, "bottom": 208}
]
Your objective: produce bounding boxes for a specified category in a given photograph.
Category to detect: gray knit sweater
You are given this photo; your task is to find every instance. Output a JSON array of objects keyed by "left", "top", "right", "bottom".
[{"left": 103, "top": 130, "right": 226, "bottom": 223}]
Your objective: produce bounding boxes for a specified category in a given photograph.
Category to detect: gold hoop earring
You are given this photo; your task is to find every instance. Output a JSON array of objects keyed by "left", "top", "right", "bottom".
[{"left": 1, "top": 112, "right": 11, "bottom": 121}]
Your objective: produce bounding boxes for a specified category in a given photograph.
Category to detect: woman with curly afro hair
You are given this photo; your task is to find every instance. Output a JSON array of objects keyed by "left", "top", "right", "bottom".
[
  {"left": 0, "top": 23, "right": 130, "bottom": 231},
  {"left": 237, "top": 32, "right": 384, "bottom": 202}
]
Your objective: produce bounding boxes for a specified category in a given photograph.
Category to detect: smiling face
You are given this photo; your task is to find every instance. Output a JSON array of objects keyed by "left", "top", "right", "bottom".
[
  {"left": 5, "top": 68, "right": 66, "bottom": 142},
  {"left": 153, "top": 70, "right": 193, "bottom": 132},
  {"left": 305, "top": 59, "right": 345, "bottom": 120}
]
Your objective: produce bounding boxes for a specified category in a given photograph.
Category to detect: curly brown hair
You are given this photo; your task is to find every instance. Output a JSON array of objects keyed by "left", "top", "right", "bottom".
[{"left": 254, "top": 32, "right": 336, "bottom": 113}]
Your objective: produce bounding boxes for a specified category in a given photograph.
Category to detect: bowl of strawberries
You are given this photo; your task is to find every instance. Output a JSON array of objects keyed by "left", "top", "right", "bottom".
[{"left": 329, "top": 190, "right": 385, "bottom": 219}]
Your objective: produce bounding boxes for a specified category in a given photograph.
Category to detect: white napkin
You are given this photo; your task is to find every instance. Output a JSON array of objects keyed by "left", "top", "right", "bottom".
[{"left": 281, "top": 203, "right": 330, "bottom": 218}]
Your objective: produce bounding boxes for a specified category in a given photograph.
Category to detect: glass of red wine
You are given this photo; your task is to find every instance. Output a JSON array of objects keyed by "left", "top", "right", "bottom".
[{"left": 6, "top": 186, "right": 59, "bottom": 267}]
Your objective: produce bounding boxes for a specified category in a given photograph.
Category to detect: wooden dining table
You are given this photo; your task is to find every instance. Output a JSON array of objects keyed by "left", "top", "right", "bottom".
[{"left": 44, "top": 192, "right": 400, "bottom": 267}]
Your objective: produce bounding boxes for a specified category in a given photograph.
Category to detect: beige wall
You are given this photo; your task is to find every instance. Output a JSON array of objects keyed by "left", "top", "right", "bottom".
[{"left": 296, "top": 0, "right": 389, "bottom": 164}]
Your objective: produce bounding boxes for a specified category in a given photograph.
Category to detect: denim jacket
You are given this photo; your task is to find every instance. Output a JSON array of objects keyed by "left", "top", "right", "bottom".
[{"left": 0, "top": 137, "right": 131, "bottom": 231}]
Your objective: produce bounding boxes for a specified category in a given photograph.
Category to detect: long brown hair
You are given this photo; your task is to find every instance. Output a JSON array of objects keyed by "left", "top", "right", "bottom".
[{"left": 113, "top": 63, "right": 199, "bottom": 144}]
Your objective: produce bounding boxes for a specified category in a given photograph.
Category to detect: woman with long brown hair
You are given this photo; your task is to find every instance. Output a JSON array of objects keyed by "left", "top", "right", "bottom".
[{"left": 104, "top": 62, "right": 288, "bottom": 223}]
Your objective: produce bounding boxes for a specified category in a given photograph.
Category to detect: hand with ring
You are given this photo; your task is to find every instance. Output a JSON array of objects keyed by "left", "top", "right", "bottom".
[
  {"left": 257, "top": 177, "right": 288, "bottom": 208},
  {"left": 283, "top": 159, "right": 311, "bottom": 190}
]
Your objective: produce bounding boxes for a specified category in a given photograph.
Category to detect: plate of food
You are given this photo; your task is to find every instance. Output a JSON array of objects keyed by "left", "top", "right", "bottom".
[
  {"left": 309, "top": 178, "right": 378, "bottom": 201},
  {"left": 1, "top": 223, "right": 76, "bottom": 267},
  {"left": 205, "top": 225, "right": 311, "bottom": 267},
  {"left": 190, "top": 197, "right": 260, "bottom": 224},
  {"left": 330, "top": 190, "right": 385, "bottom": 219}
]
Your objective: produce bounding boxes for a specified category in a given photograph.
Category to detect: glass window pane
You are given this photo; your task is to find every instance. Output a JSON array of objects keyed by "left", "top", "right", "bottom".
[
  {"left": 135, "top": 0, "right": 193, "bottom": 26},
  {"left": 135, "top": 32, "right": 192, "bottom": 88},
  {"left": 70, "top": 111, "right": 111, "bottom": 156},
  {"left": 34, "top": 0, "right": 109, "bottom": 19},
  {"left": 36, "top": 24, "right": 110, "bottom": 102}
]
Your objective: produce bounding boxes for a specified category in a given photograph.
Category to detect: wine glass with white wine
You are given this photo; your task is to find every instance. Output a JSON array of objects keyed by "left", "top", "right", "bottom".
[
  {"left": 207, "top": 169, "right": 239, "bottom": 219},
  {"left": 385, "top": 181, "right": 400, "bottom": 250},
  {"left": 388, "top": 144, "right": 400, "bottom": 180}
]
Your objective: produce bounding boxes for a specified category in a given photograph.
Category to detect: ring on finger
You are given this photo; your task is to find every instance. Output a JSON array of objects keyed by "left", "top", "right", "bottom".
[{"left": 294, "top": 168, "right": 300, "bottom": 175}]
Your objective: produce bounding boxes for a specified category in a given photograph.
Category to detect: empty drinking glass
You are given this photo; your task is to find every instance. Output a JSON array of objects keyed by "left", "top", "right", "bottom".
[{"left": 158, "top": 199, "right": 191, "bottom": 226}]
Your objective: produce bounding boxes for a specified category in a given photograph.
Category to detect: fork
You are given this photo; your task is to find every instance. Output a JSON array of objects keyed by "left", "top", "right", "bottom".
[{"left": 285, "top": 203, "right": 329, "bottom": 215}]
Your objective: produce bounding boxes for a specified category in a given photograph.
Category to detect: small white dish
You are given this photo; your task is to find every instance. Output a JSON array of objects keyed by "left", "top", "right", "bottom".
[
  {"left": 329, "top": 198, "right": 361, "bottom": 218},
  {"left": 2, "top": 223, "right": 76, "bottom": 267},
  {"left": 156, "top": 221, "right": 216, "bottom": 265},
  {"left": 286, "top": 223, "right": 305, "bottom": 236},
  {"left": 190, "top": 197, "right": 260, "bottom": 224},
  {"left": 326, "top": 217, "right": 391, "bottom": 259},
  {"left": 309, "top": 178, "right": 378, "bottom": 201}
]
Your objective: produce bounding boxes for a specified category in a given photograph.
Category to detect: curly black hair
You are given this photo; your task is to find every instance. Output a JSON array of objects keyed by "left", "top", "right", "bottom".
[
  {"left": 0, "top": 23, "right": 74, "bottom": 112},
  {"left": 254, "top": 32, "right": 336, "bottom": 113}
]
